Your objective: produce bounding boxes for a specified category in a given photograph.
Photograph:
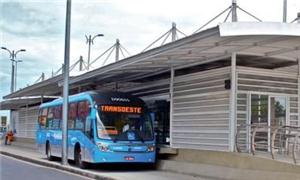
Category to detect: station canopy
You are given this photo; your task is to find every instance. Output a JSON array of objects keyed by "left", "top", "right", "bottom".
[{"left": 2, "top": 22, "right": 300, "bottom": 109}]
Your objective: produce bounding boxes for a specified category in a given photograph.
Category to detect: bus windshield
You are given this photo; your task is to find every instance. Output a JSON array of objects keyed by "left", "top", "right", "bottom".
[{"left": 96, "top": 106, "right": 153, "bottom": 142}]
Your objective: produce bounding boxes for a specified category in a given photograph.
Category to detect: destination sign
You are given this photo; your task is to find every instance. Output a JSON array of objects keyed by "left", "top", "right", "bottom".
[{"left": 100, "top": 105, "right": 142, "bottom": 114}]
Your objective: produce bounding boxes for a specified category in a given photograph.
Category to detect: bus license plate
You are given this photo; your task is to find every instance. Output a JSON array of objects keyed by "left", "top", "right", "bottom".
[{"left": 124, "top": 156, "right": 135, "bottom": 161}]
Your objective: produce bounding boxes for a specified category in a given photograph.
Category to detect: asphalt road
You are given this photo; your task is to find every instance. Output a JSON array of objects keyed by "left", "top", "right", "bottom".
[{"left": 0, "top": 155, "right": 90, "bottom": 180}]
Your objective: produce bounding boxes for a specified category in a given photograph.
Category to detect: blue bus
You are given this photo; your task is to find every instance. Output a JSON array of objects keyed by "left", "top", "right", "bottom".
[{"left": 36, "top": 91, "right": 155, "bottom": 168}]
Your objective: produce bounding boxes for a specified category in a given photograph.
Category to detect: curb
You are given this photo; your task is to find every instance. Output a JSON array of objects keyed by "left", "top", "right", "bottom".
[{"left": 0, "top": 151, "right": 116, "bottom": 180}]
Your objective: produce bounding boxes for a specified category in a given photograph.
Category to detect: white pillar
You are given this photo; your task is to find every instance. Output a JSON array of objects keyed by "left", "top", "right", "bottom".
[
  {"left": 171, "top": 22, "right": 177, "bottom": 41},
  {"left": 115, "top": 39, "right": 120, "bottom": 62},
  {"left": 229, "top": 52, "right": 237, "bottom": 152},
  {"left": 298, "top": 59, "right": 300, "bottom": 127},
  {"left": 232, "top": 0, "right": 238, "bottom": 22},
  {"left": 283, "top": 0, "right": 287, "bottom": 23},
  {"left": 169, "top": 67, "right": 174, "bottom": 147},
  {"left": 169, "top": 23, "right": 177, "bottom": 147}
]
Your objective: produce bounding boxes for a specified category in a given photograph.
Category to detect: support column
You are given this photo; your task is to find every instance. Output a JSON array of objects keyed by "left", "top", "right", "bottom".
[
  {"left": 79, "top": 56, "right": 83, "bottom": 71},
  {"left": 25, "top": 103, "right": 29, "bottom": 137},
  {"left": 232, "top": 0, "right": 238, "bottom": 22},
  {"left": 171, "top": 22, "right": 177, "bottom": 41},
  {"left": 115, "top": 39, "right": 120, "bottom": 91},
  {"left": 115, "top": 39, "right": 120, "bottom": 62},
  {"left": 298, "top": 59, "right": 300, "bottom": 127},
  {"left": 169, "top": 66, "right": 174, "bottom": 147},
  {"left": 9, "top": 111, "right": 13, "bottom": 131},
  {"left": 169, "top": 23, "right": 177, "bottom": 147},
  {"left": 41, "top": 95, "right": 44, "bottom": 104},
  {"left": 41, "top": 73, "right": 45, "bottom": 81},
  {"left": 297, "top": 12, "right": 300, "bottom": 23},
  {"left": 283, "top": 0, "right": 287, "bottom": 23},
  {"left": 229, "top": 52, "right": 237, "bottom": 152}
]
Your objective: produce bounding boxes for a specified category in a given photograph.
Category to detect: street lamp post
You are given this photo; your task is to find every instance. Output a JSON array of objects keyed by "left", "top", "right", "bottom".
[
  {"left": 14, "top": 60, "right": 23, "bottom": 91},
  {"left": 85, "top": 34, "right": 104, "bottom": 70},
  {"left": 1, "top": 47, "right": 26, "bottom": 93},
  {"left": 62, "top": 0, "right": 72, "bottom": 166}
]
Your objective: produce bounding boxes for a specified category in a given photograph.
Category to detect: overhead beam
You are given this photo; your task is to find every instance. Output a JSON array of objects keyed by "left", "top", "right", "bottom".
[
  {"left": 265, "top": 46, "right": 300, "bottom": 57},
  {"left": 69, "top": 28, "right": 219, "bottom": 85}
]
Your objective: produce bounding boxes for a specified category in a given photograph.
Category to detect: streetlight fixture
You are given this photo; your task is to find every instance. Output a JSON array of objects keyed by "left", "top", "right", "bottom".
[
  {"left": 1, "top": 47, "right": 26, "bottom": 93},
  {"left": 85, "top": 33, "right": 104, "bottom": 70}
]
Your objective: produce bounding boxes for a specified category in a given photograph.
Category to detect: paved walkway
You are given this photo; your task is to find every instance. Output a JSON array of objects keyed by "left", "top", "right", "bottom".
[
  {"left": 0, "top": 142, "right": 208, "bottom": 180},
  {"left": 1, "top": 140, "right": 300, "bottom": 180}
]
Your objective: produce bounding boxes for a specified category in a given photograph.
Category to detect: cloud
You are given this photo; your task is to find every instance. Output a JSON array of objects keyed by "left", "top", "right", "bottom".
[
  {"left": 0, "top": 0, "right": 300, "bottom": 101},
  {"left": 0, "top": 1, "right": 64, "bottom": 37}
]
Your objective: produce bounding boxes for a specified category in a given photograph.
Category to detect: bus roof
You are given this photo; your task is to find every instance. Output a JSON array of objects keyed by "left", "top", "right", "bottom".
[{"left": 40, "top": 91, "right": 144, "bottom": 108}]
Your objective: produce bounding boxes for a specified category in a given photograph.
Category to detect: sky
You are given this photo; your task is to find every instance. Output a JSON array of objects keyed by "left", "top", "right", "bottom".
[{"left": 0, "top": 0, "right": 300, "bottom": 118}]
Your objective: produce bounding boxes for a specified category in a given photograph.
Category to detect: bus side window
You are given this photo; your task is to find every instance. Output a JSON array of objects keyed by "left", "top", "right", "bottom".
[
  {"left": 38, "top": 108, "right": 48, "bottom": 128},
  {"left": 77, "top": 101, "right": 89, "bottom": 130},
  {"left": 78, "top": 101, "right": 92, "bottom": 138},
  {"left": 85, "top": 117, "right": 92, "bottom": 138},
  {"left": 47, "top": 107, "right": 54, "bottom": 129},
  {"left": 53, "top": 106, "right": 62, "bottom": 129},
  {"left": 68, "top": 103, "right": 77, "bottom": 129}
]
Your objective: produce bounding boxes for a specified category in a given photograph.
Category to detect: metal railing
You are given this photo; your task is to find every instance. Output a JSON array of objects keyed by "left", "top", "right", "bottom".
[{"left": 236, "top": 124, "right": 300, "bottom": 164}]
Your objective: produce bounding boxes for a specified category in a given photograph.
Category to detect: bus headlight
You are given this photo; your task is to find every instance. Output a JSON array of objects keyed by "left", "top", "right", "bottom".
[
  {"left": 147, "top": 145, "right": 155, "bottom": 152},
  {"left": 97, "top": 143, "right": 109, "bottom": 152}
]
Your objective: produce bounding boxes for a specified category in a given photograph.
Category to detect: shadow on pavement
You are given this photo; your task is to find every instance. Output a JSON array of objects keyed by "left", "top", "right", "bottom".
[{"left": 45, "top": 156, "right": 157, "bottom": 172}]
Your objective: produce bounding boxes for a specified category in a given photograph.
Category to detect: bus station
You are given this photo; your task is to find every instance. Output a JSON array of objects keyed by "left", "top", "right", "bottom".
[{"left": 1, "top": 2, "right": 300, "bottom": 178}]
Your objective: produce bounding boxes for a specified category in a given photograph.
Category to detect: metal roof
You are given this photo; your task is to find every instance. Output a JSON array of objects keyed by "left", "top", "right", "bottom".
[
  {"left": 4, "top": 75, "right": 63, "bottom": 99},
  {"left": 0, "top": 96, "right": 58, "bottom": 110},
  {"left": 66, "top": 22, "right": 300, "bottom": 87},
  {"left": 3, "top": 22, "right": 300, "bottom": 101}
]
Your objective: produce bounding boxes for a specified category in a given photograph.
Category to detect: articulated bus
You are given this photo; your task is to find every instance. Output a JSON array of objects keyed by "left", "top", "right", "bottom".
[{"left": 36, "top": 91, "right": 155, "bottom": 168}]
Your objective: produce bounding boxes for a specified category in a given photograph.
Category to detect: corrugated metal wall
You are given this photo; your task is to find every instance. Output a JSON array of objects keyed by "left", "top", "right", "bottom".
[
  {"left": 172, "top": 67, "right": 231, "bottom": 151},
  {"left": 290, "top": 97, "right": 299, "bottom": 127},
  {"left": 16, "top": 106, "right": 39, "bottom": 139}
]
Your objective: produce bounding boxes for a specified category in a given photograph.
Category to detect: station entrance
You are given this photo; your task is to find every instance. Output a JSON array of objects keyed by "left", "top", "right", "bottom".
[
  {"left": 250, "top": 94, "right": 288, "bottom": 151},
  {"left": 149, "top": 100, "right": 170, "bottom": 146}
]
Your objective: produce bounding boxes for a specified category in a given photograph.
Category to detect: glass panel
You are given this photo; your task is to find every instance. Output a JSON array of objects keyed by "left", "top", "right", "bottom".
[
  {"left": 151, "top": 100, "right": 170, "bottom": 145},
  {"left": 47, "top": 107, "right": 54, "bottom": 129},
  {"left": 250, "top": 95, "right": 287, "bottom": 152},
  {"left": 251, "top": 94, "right": 268, "bottom": 125},
  {"left": 76, "top": 101, "right": 90, "bottom": 130},
  {"left": 52, "top": 106, "right": 62, "bottom": 129},
  {"left": 251, "top": 94, "right": 269, "bottom": 151},
  {"left": 270, "top": 97, "right": 286, "bottom": 126},
  {"left": 68, "top": 103, "right": 77, "bottom": 129},
  {"left": 38, "top": 108, "right": 48, "bottom": 128},
  {"left": 96, "top": 105, "right": 153, "bottom": 141}
]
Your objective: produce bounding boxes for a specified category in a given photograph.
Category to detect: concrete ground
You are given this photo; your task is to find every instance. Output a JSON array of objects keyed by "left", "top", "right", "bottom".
[
  {"left": 1, "top": 139, "right": 300, "bottom": 180},
  {"left": 0, "top": 142, "right": 208, "bottom": 180},
  {"left": 1, "top": 155, "right": 91, "bottom": 180}
]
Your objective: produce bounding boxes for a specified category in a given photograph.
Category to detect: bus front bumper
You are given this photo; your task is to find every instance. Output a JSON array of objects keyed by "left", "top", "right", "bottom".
[{"left": 92, "top": 150, "right": 156, "bottom": 163}]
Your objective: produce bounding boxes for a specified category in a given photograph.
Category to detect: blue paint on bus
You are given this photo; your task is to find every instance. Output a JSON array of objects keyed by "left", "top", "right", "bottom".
[{"left": 36, "top": 91, "right": 156, "bottom": 165}]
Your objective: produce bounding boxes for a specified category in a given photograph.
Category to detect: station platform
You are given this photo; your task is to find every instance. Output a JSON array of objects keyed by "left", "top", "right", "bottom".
[{"left": 1, "top": 139, "right": 300, "bottom": 180}]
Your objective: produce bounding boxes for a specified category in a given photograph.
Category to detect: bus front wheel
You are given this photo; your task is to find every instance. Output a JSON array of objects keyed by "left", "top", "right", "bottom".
[
  {"left": 74, "top": 146, "right": 88, "bottom": 169},
  {"left": 46, "top": 142, "right": 54, "bottom": 161}
]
